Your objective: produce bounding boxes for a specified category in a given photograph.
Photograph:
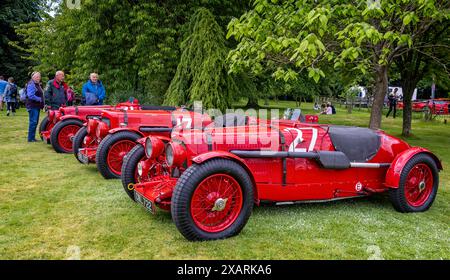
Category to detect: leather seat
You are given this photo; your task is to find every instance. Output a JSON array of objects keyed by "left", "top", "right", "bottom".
[
  {"left": 214, "top": 113, "right": 249, "bottom": 127},
  {"left": 328, "top": 126, "right": 381, "bottom": 162}
]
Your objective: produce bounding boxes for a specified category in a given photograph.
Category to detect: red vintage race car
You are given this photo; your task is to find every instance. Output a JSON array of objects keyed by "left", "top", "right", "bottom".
[
  {"left": 122, "top": 113, "right": 442, "bottom": 241},
  {"left": 40, "top": 100, "right": 140, "bottom": 153},
  {"left": 398, "top": 100, "right": 450, "bottom": 115},
  {"left": 74, "top": 107, "right": 212, "bottom": 179}
]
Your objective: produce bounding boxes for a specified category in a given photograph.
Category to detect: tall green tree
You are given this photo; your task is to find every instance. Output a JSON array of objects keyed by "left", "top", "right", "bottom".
[
  {"left": 227, "top": 0, "right": 449, "bottom": 129},
  {"left": 165, "top": 8, "right": 246, "bottom": 111},
  {"left": 395, "top": 22, "right": 450, "bottom": 136},
  {"left": 16, "top": 0, "right": 251, "bottom": 104},
  {"left": 0, "top": 0, "right": 44, "bottom": 85}
]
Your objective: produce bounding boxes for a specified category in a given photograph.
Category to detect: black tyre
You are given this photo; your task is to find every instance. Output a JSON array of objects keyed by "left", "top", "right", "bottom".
[
  {"left": 171, "top": 159, "right": 254, "bottom": 241},
  {"left": 50, "top": 119, "right": 83, "bottom": 153},
  {"left": 389, "top": 153, "right": 439, "bottom": 212},
  {"left": 39, "top": 115, "right": 50, "bottom": 143},
  {"left": 72, "top": 126, "right": 88, "bottom": 163},
  {"left": 121, "top": 144, "right": 145, "bottom": 201},
  {"left": 96, "top": 131, "right": 140, "bottom": 179}
]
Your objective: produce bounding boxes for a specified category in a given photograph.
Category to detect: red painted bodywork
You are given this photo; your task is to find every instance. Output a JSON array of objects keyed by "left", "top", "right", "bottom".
[
  {"left": 78, "top": 109, "right": 211, "bottom": 163},
  {"left": 132, "top": 120, "right": 442, "bottom": 211},
  {"left": 40, "top": 102, "right": 139, "bottom": 143},
  {"left": 398, "top": 100, "right": 450, "bottom": 115},
  {"left": 385, "top": 147, "right": 443, "bottom": 188}
]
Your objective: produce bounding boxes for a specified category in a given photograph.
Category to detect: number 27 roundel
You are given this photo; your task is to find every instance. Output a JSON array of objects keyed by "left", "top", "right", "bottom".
[{"left": 284, "top": 127, "right": 318, "bottom": 152}]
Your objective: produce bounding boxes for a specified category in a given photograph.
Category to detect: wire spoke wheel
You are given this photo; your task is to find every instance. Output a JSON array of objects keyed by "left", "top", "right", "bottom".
[
  {"left": 190, "top": 174, "right": 243, "bottom": 233},
  {"left": 57, "top": 125, "right": 80, "bottom": 152},
  {"left": 106, "top": 140, "right": 135, "bottom": 175},
  {"left": 404, "top": 163, "right": 433, "bottom": 207},
  {"left": 389, "top": 153, "right": 439, "bottom": 213}
]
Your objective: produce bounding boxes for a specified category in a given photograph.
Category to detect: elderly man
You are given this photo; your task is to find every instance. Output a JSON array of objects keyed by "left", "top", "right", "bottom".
[
  {"left": 82, "top": 73, "right": 106, "bottom": 105},
  {"left": 45, "top": 70, "right": 68, "bottom": 110}
]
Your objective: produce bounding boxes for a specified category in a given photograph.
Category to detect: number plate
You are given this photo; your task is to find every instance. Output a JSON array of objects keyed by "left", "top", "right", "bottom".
[{"left": 134, "top": 191, "right": 155, "bottom": 214}]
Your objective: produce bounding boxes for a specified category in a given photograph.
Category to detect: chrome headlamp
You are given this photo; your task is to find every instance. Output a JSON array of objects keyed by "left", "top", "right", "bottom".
[{"left": 165, "top": 142, "right": 186, "bottom": 167}]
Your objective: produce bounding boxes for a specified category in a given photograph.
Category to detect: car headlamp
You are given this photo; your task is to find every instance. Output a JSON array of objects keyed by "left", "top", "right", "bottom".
[
  {"left": 48, "top": 110, "right": 55, "bottom": 122},
  {"left": 96, "top": 121, "right": 109, "bottom": 139},
  {"left": 145, "top": 136, "right": 165, "bottom": 159},
  {"left": 86, "top": 119, "right": 98, "bottom": 134},
  {"left": 54, "top": 111, "right": 62, "bottom": 123},
  {"left": 137, "top": 162, "right": 143, "bottom": 177},
  {"left": 165, "top": 142, "right": 186, "bottom": 167},
  {"left": 145, "top": 137, "right": 153, "bottom": 158}
]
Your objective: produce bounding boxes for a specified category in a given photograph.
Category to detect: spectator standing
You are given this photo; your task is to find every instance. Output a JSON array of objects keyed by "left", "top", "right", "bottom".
[
  {"left": 386, "top": 88, "right": 398, "bottom": 118},
  {"left": 26, "top": 72, "right": 45, "bottom": 142},
  {"left": 4, "top": 77, "right": 18, "bottom": 116},
  {"left": 45, "top": 71, "right": 67, "bottom": 110},
  {"left": 82, "top": 73, "right": 106, "bottom": 105},
  {"left": 0, "top": 76, "right": 7, "bottom": 111}
]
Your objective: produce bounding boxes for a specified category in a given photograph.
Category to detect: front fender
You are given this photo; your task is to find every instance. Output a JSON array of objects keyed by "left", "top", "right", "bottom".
[
  {"left": 59, "top": 115, "right": 85, "bottom": 123},
  {"left": 192, "top": 151, "right": 259, "bottom": 204},
  {"left": 385, "top": 147, "right": 442, "bottom": 188},
  {"left": 108, "top": 127, "right": 144, "bottom": 137},
  {"left": 136, "top": 135, "right": 171, "bottom": 146}
]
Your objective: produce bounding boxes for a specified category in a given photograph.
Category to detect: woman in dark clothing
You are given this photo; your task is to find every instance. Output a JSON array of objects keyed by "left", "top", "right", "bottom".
[
  {"left": 4, "top": 77, "right": 18, "bottom": 116},
  {"left": 26, "top": 72, "right": 45, "bottom": 142}
]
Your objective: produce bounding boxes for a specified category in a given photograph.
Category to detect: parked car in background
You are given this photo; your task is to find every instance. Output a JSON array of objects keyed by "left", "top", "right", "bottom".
[
  {"left": 40, "top": 100, "right": 140, "bottom": 153},
  {"left": 75, "top": 107, "right": 212, "bottom": 179}
]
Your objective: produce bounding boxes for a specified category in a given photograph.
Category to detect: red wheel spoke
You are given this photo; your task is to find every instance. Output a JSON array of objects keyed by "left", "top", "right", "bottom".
[
  {"left": 58, "top": 125, "right": 80, "bottom": 152},
  {"left": 107, "top": 140, "right": 135, "bottom": 175},
  {"left": 190, "top": 174, "right": 243, "bottom": 233},
  {"left": 404, "top": 163, "right": 433, "bottom": 207}
]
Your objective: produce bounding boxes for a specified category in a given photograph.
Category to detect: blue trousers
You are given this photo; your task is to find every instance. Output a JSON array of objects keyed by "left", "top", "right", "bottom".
[{"left": 27, "top": 108, "right": 40, "bottom": 141}]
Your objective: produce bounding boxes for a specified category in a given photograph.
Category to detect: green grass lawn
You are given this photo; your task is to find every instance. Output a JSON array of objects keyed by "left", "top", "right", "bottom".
[{"left": 0, "top": 102, "right": 449, "bottom": 260}]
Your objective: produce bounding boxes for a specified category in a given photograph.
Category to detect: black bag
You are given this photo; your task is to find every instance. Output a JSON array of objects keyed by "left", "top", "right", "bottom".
[{"left": 9, "top": 84, "right": 18, "bottom": 99}]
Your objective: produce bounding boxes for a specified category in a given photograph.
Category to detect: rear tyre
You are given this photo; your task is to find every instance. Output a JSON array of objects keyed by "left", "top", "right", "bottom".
[
  {"left": 96, "top": 131, "right": 140, "bottom": 179},
  {"left": 121, "top": 144, "right": 145, "bottom": 201},
  {"left": 39, "top": 116, "right": 50, "bottom": 143},
  {"left": 50, "top": 119, "right": 83, "bottom": 153},
  {"left": 72, "top": 126, "right": 88, "bottom": 163},
  {"left": 389, "top": 153, "right": 439, "bottom": 212},
  {"left": 171, "top": 159, "right": 254, "bottom": 241}
]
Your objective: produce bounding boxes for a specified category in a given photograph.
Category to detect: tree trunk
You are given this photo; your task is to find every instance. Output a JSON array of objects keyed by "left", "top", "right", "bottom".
[
  {"left": 369, "top": 65, "right": 388, "bottom": 129},
  {"left": 401, "top": 80, "right": 416, "bottom": 137},
  {"left": 245, "top": 96, "right": 260, "bottom": 108}
]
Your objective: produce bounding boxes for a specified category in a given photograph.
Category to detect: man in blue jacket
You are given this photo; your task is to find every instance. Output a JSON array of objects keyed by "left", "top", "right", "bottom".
[{"left": 82, "top": 73, "right": 106, "bottom": 105}]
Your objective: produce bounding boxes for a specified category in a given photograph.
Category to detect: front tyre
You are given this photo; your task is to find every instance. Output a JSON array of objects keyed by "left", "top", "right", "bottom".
[
  {"left": 121, "top": 144, "right": 145, "bottom": 201},
  {"left": 39, "top": 115, "right": 50, "bottom": 142},
  {"left": 389, "top": 153, "right": 439, "bottom": 212},
  {"left": 50, "top": 119, "right": 83, "bottom": 153},
  {"left": 96, "top": 131, "right": 140, "bottom": 179},
  {"left": 72, "top": 126, "right": 88, "bottom": 163},
  {"left": 171, "top": 159, "right": 254, "bottom": 241}
]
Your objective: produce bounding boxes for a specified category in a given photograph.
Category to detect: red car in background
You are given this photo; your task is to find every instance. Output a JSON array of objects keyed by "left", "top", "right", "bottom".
[
  {"left": 74, "top": 107, "right": 211, "bottom": 179},
  {"left": 398, "top": 99, "right": 449, "bottom": 115},
  {"left": 39, "top": 101, "right": 140, "bottom": 153}
]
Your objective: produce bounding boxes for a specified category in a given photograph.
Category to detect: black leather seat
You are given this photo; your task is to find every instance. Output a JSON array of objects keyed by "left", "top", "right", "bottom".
[
  {"left": 328, "top": 126, "right": 381, "bottom": 162},
  {"left": 214, "top": 113, "right": 249, "bottom": 127}
]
